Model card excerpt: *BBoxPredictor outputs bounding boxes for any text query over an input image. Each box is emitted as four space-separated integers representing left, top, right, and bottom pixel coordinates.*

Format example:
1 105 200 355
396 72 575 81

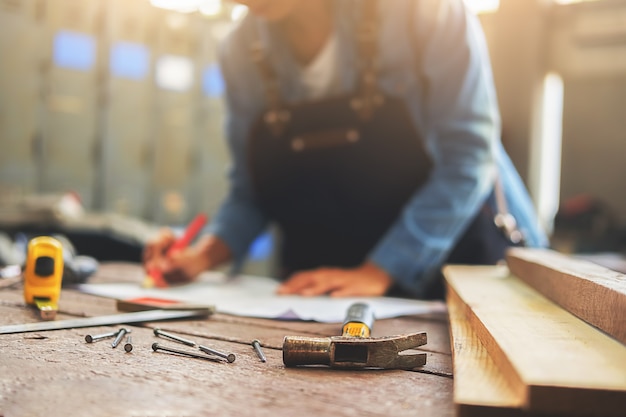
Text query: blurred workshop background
1 0 625 274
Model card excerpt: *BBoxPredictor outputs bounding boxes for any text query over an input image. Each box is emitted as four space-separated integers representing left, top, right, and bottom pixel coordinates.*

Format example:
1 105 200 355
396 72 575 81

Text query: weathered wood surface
507 247 626 345
0 265 454 417
443 264 626 417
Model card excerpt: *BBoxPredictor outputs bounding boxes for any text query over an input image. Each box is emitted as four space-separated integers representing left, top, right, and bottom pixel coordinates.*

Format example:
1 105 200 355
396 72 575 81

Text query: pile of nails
152 328 236 363
84 327 267 363
85 328 133 352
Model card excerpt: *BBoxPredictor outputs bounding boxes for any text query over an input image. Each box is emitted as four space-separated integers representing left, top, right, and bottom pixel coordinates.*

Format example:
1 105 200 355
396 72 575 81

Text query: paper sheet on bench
77 271 446 323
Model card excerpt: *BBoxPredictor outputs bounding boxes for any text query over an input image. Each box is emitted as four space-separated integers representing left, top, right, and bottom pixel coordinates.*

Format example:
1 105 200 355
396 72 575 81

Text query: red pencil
144 213 208 288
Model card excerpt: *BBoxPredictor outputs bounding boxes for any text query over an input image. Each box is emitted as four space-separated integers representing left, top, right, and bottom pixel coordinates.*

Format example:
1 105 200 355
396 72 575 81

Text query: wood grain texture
448 289 523 416
447 289 557 417
506 247 626 345
1 267 453 417
443 264 626 417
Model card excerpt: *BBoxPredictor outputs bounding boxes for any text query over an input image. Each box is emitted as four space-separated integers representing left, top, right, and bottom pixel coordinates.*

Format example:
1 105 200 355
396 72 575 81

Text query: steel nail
198 345 236 363
111 328 129 348
153 328 196 347
85 330 119 343
124 336 133 353
252 339 267 362
152 343 221 362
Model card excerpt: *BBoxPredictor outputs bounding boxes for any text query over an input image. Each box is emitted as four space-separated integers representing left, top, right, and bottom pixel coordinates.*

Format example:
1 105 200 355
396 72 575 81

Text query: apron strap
351 0 384 120
250 42 291 136
250 0 385 133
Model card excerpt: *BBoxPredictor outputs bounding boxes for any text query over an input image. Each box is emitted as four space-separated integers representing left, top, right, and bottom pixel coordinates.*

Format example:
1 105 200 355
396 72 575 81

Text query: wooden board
447 290 551 417
448 289 520 416
443 264 626 416
507 247 626 345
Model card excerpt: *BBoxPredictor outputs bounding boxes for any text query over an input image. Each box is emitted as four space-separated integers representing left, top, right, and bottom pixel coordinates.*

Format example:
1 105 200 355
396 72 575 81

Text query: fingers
299 277 343 296
276 271 315 295
143 228 176 264
143 230 230 286
159 248 198 284
277 269 343 296
328 286 364 298
143 229 191 284
278 264 393 297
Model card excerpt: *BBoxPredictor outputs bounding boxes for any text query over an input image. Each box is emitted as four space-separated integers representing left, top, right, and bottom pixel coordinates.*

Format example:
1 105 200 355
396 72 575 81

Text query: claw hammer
282 302 427 370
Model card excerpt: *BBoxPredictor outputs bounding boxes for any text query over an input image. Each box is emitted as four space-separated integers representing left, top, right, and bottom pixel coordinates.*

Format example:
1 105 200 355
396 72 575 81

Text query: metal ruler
0 308 212 335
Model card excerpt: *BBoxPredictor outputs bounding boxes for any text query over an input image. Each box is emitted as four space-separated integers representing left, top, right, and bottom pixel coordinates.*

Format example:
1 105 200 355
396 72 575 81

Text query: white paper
76 271 446 323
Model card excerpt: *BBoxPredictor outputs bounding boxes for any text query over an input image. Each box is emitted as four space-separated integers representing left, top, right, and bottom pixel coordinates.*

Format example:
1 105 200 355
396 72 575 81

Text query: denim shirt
209 0 548 297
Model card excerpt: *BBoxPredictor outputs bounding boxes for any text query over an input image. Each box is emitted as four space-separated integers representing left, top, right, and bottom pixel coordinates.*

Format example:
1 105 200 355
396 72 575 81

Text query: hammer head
282 332 427 370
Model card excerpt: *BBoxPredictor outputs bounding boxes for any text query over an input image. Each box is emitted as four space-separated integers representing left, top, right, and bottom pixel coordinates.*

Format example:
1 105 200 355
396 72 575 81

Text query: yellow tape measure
23 236 64 320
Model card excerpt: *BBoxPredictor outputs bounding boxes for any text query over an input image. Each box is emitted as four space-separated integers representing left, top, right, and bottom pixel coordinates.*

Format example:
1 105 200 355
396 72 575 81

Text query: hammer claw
392 332 428 352
387 353 428 370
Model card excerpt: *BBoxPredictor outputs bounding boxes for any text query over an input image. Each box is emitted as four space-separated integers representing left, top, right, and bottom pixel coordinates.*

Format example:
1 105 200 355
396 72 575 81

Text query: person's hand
143 232 231 284
276 261 393 297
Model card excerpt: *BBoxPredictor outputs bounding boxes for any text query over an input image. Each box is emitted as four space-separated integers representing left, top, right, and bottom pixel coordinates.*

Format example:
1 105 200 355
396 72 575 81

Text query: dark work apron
246 1 520 297
249 91 432 277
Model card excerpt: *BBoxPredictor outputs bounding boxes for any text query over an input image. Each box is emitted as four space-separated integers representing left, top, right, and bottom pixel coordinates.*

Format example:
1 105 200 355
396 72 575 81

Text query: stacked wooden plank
444 248 626 417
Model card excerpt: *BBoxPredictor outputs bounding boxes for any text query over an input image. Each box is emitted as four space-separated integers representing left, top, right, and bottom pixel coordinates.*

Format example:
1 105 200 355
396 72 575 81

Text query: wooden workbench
0 263 454 417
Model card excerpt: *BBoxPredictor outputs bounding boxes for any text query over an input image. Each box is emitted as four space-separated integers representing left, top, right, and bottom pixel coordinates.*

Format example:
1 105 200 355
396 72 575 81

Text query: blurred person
143 0 548 299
